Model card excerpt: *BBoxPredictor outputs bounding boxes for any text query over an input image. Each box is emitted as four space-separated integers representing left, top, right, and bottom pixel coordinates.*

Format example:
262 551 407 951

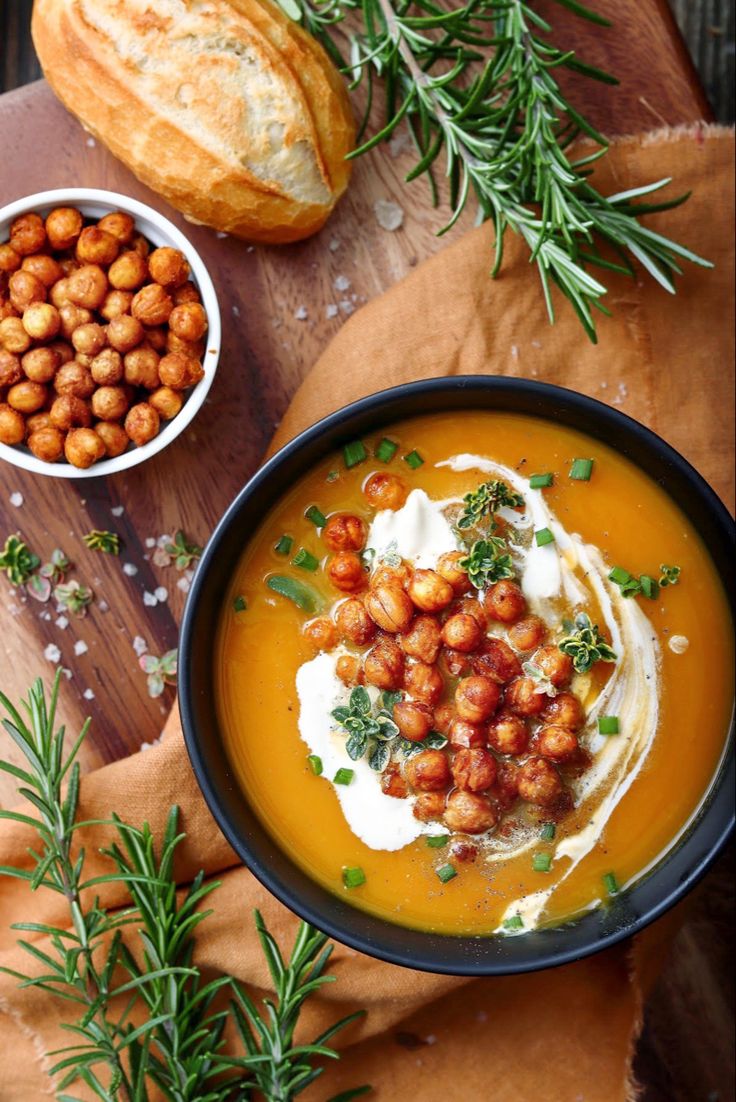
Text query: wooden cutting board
0 0 713 782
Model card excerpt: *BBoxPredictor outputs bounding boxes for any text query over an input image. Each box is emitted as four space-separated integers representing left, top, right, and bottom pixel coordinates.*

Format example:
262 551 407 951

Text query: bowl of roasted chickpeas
0 189 220 476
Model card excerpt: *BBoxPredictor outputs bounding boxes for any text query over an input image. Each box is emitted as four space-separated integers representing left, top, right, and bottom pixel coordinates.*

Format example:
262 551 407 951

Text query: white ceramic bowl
0 188 221 478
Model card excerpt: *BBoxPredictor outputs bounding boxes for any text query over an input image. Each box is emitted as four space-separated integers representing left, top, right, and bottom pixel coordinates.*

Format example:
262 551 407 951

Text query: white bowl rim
0 187 221 479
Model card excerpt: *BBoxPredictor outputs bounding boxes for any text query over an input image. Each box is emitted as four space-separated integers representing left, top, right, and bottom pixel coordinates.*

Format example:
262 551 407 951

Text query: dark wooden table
0 4 733 1102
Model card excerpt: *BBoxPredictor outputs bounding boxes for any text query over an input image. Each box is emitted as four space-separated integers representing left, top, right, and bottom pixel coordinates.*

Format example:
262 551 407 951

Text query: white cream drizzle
295 452 662 932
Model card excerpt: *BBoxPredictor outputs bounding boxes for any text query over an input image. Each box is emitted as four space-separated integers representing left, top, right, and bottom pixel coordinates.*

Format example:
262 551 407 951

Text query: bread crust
32 0 355 243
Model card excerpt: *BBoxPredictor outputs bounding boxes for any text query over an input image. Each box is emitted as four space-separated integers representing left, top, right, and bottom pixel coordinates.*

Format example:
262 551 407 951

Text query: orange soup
216 412 733 936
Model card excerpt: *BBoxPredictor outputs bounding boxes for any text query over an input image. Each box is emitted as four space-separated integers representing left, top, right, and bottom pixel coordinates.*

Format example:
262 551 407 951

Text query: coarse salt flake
373 199 404 231
339 299 354 315
325 304 339 319
154 586 168 603
294 306 308 321
44 644 61 664
145 538 156 549
143 591 158 607
111 505 124 517
55 615 69 630
133 636 148 656
177 576 191 593
83 688 95 701
123 563 138 576
74 640 88 656
334 274 351 292
9 492 23 507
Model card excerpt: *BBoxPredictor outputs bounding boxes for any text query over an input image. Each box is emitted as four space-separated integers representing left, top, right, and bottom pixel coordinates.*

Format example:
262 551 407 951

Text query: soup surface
216 411 733 936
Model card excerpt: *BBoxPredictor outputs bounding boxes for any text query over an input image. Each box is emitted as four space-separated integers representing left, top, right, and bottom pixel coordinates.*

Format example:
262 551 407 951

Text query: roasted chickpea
364 583 414 632
381 763 409 800
404 749 450 792
21 254 63 287
131 283 173 327
322 513 367 552
75 226 120 266
537 724 579 763
532 645 574 688
455 597 489 630
158 352 196 389
26 411 52 433
64 427 105 469
455 675 500 724
472 637 522 684
433 703 454 735
7 380 46 413
45 207 83 251
166 331 205 360
58 303 93 340
335 598 376 646
336 654 363 686
364 638 404 690
95 420 129 458
363 471 407 511
71 322 106 357
108 250 148 291
543 692 585 732
54 362 95 399
448 717 486 749
0 349 22 387
488 713 529 756
124 346 160 389
149 386 183 420
408 569 454 613
148 246 190 288
404 661 444 706
90 347 124 385
444 790 496 834
49 278 72 309
371 561 412 590
66 265 108 310
0 403 25 444
508 616 547 652
483 579 527 623
413 790 446 823
21 346 59 383
28 426 64 463
303 616 338 652
172 281 201 305
440 647 473 679
0 317 30 354
0 244 21 273
131 233 150 258
58 256 80 276
494 761 521 809
452 747 497 793
107 313 144 353
169 301 207 342
517 756 563 806
144 326 168 353
50 394 92 431
47 340 74 365
436 551 472 595
10 212 46 256
327 551 366 594
91 386 129 421
398 614 442 665
97 211 135 244
124 402 160 447
0 297 19 322
99 290 133 320
393 700 433 742
504 676 548 717
441 612 483 653
9 270 47 311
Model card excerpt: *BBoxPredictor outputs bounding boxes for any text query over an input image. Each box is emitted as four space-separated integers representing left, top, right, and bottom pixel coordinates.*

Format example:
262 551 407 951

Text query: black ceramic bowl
179 377 735 976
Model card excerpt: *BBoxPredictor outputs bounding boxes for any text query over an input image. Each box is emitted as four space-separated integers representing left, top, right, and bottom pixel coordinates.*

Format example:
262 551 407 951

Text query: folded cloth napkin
0 124 733 1102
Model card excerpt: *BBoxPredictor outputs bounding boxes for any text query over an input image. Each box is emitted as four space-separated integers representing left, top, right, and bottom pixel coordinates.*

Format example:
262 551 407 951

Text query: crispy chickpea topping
393 700 433 742
363 471 408 511
408 568 454 613
364 638 404 690
441 612 483 653
327 551 367 594
322 513 367 552
455 675 500 723
404 749 450 792
404 661 444 706
483 579 527 623
399 614 442 664
303 617 338 652
364 583 414 632
436 551 472 594
335 598 376 646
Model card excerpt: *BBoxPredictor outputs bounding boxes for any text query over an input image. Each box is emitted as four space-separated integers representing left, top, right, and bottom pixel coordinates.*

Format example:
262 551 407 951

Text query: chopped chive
532 852 552 873
436 863 457 883
304 505 327 528
232 595 247 612
333 767 354 786
307 754 323 775
375 437 399 462
639 574 659 599
503 914 524 930
274 535 293 556
343 440 368 468
535 527 555 547
598 715 620 735
426 834 449 848
292 548 320 572
266 575 320 612
569 458 594 481
342 866 366 889
608 566 632 586
540 822 556 841
529 473 553 489
403 449 424 470
603 871 619 896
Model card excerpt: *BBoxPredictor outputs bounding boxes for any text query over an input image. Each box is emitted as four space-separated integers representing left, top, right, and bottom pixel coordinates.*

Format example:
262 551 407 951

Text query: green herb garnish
426 835 449 848
304 505 327 528
535 527 555 547
436 863 457 884
292 548 320 572
603 871 619 896
375 437 399 462
532 852 552 873
458 480 524 531
266 574 320 612
233 595 247 612
163 530 203 570
529 473 554 489
598 715 620 735
540 822 556 841
343 440 368 468
608 565 664 600
0 534 40 586
334 767 355 786
274 534 294 556
459 536 515 589
559 612 617 674
659 563 681 587
639 574 659 599
342 866 366 889
403 449 424 470
83 529 121 555
332 686 399 770
503 914 524 931
307 754 323 775
139 649 178 698
569 458 594 481
53 579 93 618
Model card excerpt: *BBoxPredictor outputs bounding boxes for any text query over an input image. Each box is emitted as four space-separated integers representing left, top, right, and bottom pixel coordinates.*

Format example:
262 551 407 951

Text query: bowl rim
0 187 221 479
179 375 735 976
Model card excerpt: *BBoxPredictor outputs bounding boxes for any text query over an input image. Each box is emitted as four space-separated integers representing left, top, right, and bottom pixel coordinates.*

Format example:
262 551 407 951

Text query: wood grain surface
0 3 732 1099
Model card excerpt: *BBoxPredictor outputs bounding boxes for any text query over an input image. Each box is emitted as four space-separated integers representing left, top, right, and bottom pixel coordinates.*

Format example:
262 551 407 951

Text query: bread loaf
32 0 356 243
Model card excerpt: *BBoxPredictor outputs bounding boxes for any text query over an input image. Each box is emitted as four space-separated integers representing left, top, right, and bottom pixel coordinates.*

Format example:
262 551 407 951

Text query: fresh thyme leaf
457 480 524 531
39 548 71 585
332 688 399 769
459 536 515 589
659 563 681 587
163 529 203 570
0 534 40 586
53 579 93 618
558 611 617 673
139 649 178 699
83 529 121 555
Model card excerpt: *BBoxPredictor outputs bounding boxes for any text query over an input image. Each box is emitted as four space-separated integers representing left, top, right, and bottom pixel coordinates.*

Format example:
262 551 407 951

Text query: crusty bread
32 0 355 243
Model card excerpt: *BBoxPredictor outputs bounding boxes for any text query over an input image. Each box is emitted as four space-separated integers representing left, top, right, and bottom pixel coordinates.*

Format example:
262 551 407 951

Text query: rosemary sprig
287 0 711 340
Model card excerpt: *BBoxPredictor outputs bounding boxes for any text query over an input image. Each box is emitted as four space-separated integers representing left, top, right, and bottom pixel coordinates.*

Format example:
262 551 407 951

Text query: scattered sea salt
216 231 228 239
177 575 191 593
133 636 148 657
145 537 156 549
74 640 88 656
9 492 23 507
339 299 354 315
154 586 168 603
83 688 95 701
39 610 52 622
388 128 412 158
325 304 339 319
328 237 341 252
62 668 72 680
334 274 351 292
55 615 69 630
143 591 158 607
424 1035 437 1046
232 304 240 316
44 644 61 664
111 505 124 517
374 198 404 231
123 562 138 576
294 306 308 321
511 345 519 360
86 136 96 148
98 599 109 613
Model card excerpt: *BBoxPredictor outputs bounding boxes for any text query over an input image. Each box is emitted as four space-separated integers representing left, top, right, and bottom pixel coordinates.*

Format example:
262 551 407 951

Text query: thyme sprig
558 611 617 673
459 536 515 588
332 685 400 770
457 480 524 531
288 0 711 340
0 533 39 586
83 529 121 555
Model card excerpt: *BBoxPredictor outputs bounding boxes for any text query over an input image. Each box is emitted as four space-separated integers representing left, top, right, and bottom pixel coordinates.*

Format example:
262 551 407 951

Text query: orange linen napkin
0 124 733 1101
